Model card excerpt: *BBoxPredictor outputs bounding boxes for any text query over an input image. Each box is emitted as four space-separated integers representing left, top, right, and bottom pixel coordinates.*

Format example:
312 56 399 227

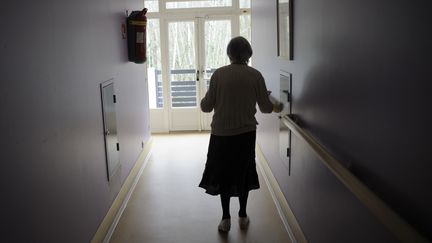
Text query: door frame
162 14 238 131
147 6 248 133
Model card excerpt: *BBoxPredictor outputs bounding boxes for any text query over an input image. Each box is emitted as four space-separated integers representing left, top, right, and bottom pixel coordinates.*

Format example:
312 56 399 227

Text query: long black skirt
198 131 260 197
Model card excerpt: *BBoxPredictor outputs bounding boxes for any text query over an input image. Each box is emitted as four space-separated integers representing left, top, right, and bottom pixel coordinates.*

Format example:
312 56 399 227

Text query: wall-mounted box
100 79 120 181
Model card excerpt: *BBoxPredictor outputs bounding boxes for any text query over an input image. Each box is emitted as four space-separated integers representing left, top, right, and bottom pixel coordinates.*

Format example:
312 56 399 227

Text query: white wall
0 0 150 242
252 0 432 242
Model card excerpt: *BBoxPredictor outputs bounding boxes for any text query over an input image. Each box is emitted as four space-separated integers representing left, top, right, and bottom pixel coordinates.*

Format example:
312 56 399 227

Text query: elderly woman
199 36 282 232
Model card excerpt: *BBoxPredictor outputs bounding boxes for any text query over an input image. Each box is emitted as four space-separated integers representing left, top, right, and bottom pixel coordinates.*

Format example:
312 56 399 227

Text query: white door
167 19 200 131
167 16 234 131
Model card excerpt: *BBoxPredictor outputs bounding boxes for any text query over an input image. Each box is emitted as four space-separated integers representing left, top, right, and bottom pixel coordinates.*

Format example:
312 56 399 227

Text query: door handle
196 70 200 81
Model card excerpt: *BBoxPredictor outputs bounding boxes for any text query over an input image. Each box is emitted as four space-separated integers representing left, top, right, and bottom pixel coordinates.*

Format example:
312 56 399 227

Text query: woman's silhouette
199 36 282 232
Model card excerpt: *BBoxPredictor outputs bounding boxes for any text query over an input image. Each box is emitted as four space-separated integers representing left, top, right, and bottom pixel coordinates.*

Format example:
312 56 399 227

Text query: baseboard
91 137 153 243
256 144 308 243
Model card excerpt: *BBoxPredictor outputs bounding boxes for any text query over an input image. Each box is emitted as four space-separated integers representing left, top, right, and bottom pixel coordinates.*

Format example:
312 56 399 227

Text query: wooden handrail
281 115 429 243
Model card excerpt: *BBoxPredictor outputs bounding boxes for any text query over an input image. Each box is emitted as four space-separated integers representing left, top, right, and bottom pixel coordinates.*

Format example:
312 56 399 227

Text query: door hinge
117 142 120 151
113 95 117 103
287 147 291 157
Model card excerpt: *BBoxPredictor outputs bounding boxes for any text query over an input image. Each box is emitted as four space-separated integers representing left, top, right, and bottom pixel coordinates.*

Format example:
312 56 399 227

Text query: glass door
167 17 233 131
167 20 200 131
199 17 233 130
145 0 251 133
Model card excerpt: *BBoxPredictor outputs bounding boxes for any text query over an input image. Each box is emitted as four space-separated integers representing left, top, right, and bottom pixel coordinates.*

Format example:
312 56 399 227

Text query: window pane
168 22 197 108
147 19 163 109
166 0 232 9
204 20 231 90
144 0 159 12
240 14 252 64
240 14 251 42
239 0 251 8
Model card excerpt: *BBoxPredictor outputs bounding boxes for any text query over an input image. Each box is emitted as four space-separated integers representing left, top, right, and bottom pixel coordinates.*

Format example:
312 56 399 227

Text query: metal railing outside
152 68 215 108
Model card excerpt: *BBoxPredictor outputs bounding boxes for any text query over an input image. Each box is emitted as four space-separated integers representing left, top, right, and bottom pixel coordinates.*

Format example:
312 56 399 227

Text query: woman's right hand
273 102 284 113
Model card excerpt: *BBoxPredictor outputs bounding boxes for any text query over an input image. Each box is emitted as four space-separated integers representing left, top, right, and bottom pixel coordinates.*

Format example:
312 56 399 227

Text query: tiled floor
109 133 292 243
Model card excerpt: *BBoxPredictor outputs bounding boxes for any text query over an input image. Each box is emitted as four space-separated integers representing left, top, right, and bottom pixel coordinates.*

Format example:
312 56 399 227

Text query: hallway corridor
109 133 292 243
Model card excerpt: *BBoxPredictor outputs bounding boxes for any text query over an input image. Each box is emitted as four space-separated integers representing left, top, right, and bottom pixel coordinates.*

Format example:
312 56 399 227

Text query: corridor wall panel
252 0 432 242
0 0 150 242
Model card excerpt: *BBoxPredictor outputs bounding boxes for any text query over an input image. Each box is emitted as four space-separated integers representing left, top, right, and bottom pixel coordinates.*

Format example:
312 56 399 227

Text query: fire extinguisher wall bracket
126 8 148 64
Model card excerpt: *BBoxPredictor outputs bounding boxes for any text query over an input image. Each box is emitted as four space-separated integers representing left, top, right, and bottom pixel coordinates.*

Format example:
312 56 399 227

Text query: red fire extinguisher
127 8 147 64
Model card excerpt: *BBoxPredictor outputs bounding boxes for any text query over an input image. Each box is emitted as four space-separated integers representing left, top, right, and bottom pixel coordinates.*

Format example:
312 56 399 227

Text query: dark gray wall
252 0 432 242
0 0 150 242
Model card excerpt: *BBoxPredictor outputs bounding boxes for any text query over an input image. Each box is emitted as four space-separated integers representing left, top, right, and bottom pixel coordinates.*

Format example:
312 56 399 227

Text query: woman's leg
220 193 231 219
238 191 249 217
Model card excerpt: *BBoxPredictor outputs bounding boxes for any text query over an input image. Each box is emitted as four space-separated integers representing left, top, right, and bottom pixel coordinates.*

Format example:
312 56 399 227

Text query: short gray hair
226 36 252 64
